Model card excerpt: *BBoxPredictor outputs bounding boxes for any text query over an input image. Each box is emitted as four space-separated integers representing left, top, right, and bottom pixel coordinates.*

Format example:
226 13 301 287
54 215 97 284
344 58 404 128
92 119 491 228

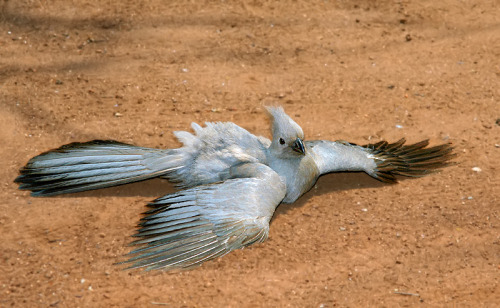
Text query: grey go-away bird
15 106 455 271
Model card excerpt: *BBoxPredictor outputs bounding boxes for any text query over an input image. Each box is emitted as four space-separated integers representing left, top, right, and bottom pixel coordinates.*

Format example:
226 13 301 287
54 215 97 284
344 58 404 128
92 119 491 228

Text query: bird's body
166 121 270 188
15 106 455 271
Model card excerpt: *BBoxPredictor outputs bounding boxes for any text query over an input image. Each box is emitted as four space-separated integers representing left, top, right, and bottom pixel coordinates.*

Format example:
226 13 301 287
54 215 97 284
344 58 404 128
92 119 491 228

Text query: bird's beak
292 138 306 155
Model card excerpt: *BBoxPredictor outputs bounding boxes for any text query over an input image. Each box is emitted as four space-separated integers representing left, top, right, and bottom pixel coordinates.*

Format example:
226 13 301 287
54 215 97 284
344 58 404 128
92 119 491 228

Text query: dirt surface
1 1 499 307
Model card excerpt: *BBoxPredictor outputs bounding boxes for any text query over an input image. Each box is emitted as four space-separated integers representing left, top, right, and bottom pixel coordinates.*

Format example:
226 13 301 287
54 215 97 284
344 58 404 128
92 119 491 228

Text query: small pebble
471 167 482 172
339 227 346 231
361 208 368 212
395 124 403 129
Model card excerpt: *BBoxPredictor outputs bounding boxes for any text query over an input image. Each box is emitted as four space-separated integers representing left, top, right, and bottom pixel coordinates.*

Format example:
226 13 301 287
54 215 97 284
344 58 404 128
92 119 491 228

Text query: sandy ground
1 0 499 307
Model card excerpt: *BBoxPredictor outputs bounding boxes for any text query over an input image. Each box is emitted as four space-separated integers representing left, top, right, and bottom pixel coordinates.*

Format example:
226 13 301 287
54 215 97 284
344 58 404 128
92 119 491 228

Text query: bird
15 106 455 271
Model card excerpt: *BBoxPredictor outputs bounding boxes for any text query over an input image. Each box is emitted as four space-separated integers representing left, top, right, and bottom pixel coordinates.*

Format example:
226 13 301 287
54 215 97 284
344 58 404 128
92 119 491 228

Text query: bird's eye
279 138 285 145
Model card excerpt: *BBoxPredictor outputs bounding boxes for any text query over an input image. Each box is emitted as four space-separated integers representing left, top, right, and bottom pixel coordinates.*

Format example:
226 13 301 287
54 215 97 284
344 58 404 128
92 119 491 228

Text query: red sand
1 1 499 306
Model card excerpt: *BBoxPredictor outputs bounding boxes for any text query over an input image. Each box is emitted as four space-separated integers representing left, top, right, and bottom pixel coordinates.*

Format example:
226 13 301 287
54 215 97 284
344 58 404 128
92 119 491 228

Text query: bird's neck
267 152 320 203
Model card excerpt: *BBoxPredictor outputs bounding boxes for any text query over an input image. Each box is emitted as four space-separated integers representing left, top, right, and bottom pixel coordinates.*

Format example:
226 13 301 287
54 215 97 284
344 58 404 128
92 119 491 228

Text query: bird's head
266 105 306 158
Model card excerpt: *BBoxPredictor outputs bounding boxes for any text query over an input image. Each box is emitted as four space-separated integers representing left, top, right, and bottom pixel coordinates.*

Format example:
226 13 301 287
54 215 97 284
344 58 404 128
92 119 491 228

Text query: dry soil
1 1 499 307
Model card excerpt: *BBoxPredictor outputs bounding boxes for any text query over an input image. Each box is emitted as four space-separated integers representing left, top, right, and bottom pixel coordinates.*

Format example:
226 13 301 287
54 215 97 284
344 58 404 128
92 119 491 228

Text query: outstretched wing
307 138 455 183
16 122 271 197
121 163 286 271
15 140 178 196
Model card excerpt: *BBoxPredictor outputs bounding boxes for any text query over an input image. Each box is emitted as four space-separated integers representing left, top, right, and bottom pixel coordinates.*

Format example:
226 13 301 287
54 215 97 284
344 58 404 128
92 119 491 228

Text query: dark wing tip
365 139 456 183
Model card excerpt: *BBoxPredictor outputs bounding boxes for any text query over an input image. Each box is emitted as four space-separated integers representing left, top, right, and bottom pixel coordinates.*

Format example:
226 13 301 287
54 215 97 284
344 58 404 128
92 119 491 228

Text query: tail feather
18 160 140 175
18 165 147 182
15 140 174 196
363 138 456 183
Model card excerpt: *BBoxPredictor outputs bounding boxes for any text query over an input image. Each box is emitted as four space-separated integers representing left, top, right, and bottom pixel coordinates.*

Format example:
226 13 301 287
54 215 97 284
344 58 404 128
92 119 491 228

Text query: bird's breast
270 154 320 203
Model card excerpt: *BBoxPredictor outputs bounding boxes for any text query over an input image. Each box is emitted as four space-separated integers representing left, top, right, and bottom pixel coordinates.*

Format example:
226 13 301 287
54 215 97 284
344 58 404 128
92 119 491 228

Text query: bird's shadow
56 172 390 217
272 172 388 220
60 178 177 200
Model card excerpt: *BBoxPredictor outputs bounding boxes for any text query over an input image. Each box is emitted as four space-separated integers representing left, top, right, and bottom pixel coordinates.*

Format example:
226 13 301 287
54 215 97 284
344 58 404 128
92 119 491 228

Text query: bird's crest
265 105 304 142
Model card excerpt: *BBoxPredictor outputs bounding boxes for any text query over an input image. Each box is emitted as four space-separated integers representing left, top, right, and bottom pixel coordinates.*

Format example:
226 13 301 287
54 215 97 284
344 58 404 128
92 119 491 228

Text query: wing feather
120 163 286 271
307 139 455 183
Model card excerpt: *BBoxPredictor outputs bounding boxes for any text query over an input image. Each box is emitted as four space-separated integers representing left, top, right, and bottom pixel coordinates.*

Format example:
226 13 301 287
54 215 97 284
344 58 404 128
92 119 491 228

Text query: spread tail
15 140 178 196
362 138 456 183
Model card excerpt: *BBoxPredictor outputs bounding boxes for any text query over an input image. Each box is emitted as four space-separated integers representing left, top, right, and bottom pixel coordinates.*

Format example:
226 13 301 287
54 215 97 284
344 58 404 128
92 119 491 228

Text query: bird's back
165 122 271 188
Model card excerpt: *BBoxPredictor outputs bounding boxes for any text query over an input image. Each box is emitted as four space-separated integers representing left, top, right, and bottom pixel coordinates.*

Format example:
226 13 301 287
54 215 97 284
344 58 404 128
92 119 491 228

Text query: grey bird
15 106 455 271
